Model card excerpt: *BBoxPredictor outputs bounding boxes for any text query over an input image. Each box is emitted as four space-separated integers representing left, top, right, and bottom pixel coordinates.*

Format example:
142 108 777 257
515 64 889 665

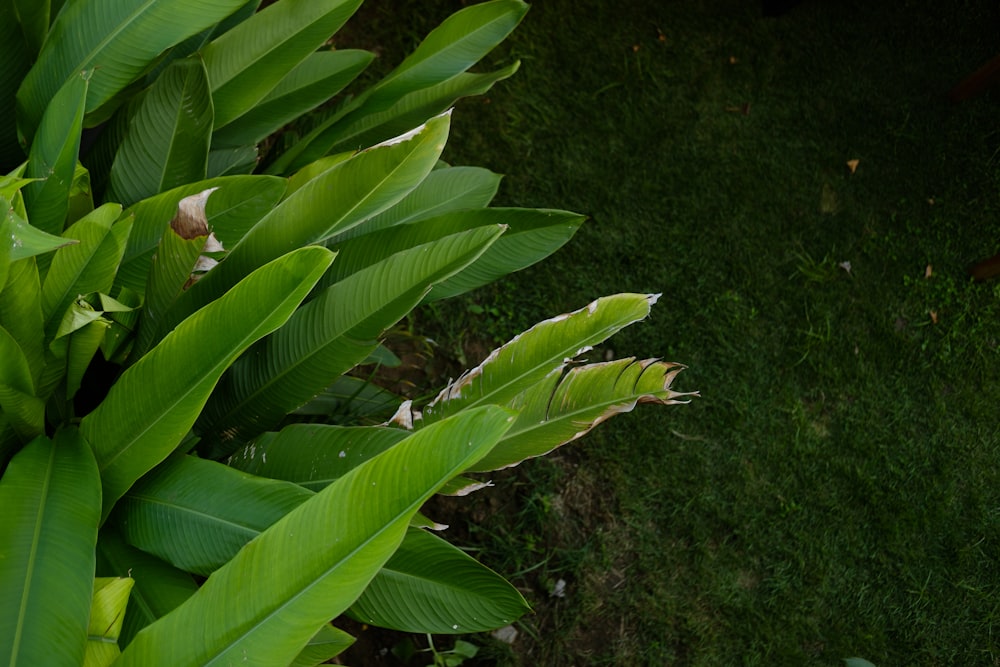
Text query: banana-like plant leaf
475 358 696 472
116 175 285 293
290 375 402 419
63 316 110 402
176 112 452 327
80 245 335 519
0 2 31 171
0 325 44 440
0 258 44 387
22 69 88 235
195 224 502 458
201 0 363 128
107 58 213 207
5 198 78 262
269 0 526 172
115 455 313 576
323 208 583 300
95 528 198 649
206 145 259 177
418 294 658 424
84 577 133 667
348 527 530 633
228 423 409 491
13 0 48 58
0 429 102 667
15 0 248 140
324 62 521 160
132 189 220 359
116 406 514 666
212 49 373 148
68 162 96 225
329 165 502 244
40 204 128 339
290 624 355 667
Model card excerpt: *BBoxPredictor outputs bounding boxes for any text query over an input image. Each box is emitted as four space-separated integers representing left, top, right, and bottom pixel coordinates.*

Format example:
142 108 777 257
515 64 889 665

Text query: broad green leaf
0 258 44 385
329 165 502 244
0 325 44 440
13 0 48 59
359 0 527 105
116 175 285 293
80 245 334 519
0 429 102 667
474 358 696 472
269 0 526 172
22 70 88 235
348 527 530 633
107 58 213 207
116 406 514 666
68 162 96 224
132 189 219 359
205 145 259 177
5 197 78 261
227 424 409 491
115 455 313 576
0 2 31 171
325 61 521 159
95 528 198 649
290 624 355 667
40 204 128 338
202 0 363 128
15 0 248 140
290 375 401 420
322 208 583 300
84 577 133 667
168 113 452 343
212 49 373 148
195 224 501 458
420 294 659 423
63 317 110 402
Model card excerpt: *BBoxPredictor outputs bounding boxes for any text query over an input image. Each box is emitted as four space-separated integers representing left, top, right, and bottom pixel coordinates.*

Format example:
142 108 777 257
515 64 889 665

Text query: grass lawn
342 1 1000 664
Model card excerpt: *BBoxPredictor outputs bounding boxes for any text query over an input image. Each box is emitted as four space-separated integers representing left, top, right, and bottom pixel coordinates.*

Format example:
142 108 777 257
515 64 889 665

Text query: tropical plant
0 1 694 665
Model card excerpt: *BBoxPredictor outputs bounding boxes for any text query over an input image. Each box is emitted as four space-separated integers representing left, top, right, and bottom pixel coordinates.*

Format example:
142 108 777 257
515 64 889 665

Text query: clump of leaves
0 1 694 665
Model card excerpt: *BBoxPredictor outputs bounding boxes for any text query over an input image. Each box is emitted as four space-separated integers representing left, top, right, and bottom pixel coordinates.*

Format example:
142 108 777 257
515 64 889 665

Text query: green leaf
212 49 373 148
106 58 213 207
227 424 409 491
290 624 355 667
13 0 49 58
323 208 583 300
0 258 44 386
348 527 530 633
95 528 198 649
0 325 44 440
195 224 502 458
114 455 313 576
63 316 110 402
4 197 78 262
201 0 363 128
115 175 285 294
269 0 526 172
116 406 514 666
329 165 502 244
206 145 259 177
290 375 401 420
80 245 334 519
168 112 452 342
132 189 219 359
326 61 521 160
22 69 89 235
15 0 249 140
40 203 128 339
475 358 696 472
0 429 102 667
0 2 31 170
420 294 659 424
84 577 133 667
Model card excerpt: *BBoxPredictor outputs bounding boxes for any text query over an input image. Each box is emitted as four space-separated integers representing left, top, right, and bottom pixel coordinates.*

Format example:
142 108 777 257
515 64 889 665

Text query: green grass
343 1 1000 664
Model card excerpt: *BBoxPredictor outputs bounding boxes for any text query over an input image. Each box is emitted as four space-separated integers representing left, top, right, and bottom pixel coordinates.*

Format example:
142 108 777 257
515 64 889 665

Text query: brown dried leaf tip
172 188 226 289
